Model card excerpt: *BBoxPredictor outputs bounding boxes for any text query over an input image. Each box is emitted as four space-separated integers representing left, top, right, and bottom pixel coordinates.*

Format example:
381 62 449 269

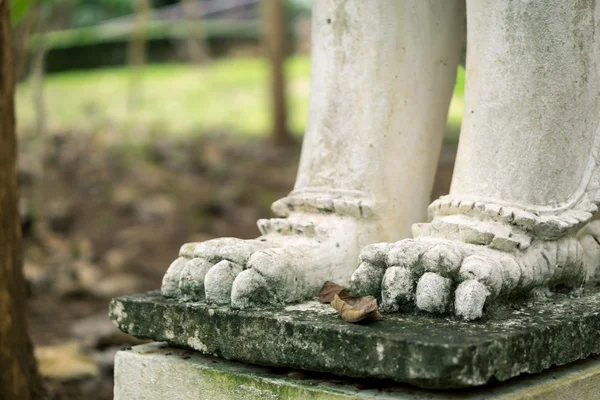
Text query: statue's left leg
351 0 600 320
161 0 465 308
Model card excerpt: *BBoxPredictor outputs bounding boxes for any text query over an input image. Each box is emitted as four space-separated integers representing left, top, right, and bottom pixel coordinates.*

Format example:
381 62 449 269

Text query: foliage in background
22 0 305 73
69 0 133 28
10 0 33 24
11 0 131 26
286 0 311 17
13 0 309 29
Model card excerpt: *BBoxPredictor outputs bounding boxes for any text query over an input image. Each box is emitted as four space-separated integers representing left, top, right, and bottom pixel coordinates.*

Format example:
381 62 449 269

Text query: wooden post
0 1 44 399
264 0 290 145
128 0 151 111
180 0 209 63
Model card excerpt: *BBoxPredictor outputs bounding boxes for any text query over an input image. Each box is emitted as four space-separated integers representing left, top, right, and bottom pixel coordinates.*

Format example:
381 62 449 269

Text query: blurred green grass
16 55 464 143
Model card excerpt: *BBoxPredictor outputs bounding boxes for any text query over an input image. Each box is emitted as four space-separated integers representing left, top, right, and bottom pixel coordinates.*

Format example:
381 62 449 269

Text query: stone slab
109 289 600 389
115 343 600 399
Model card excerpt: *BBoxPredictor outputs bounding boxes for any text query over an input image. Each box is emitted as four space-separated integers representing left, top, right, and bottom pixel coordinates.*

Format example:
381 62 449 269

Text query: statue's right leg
161 0 465 308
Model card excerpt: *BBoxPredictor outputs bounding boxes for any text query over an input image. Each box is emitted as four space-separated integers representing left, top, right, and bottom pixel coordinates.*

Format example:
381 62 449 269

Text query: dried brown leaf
318 281 350 303
330 294 382 323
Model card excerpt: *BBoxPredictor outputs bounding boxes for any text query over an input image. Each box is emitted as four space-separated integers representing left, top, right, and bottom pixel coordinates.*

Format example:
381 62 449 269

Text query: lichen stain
188 336 208 353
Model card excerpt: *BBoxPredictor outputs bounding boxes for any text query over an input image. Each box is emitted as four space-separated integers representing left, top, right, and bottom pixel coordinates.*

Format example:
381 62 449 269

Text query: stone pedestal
110 288 600 389
114 343 600 399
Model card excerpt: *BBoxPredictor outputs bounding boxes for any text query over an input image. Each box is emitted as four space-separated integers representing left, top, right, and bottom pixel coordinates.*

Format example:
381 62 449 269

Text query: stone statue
161 0 600 321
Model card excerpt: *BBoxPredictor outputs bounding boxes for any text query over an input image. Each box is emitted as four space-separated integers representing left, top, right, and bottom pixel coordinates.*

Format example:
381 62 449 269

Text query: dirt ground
19 131 456 399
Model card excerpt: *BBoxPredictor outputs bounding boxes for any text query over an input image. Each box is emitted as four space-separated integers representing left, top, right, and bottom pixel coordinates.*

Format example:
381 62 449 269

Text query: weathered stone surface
115 342 600 399
110 289 600 389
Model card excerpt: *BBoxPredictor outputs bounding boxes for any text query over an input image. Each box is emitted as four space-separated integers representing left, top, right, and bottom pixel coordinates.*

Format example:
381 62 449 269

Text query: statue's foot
161 193 379 309
351 198 598 321
578 220 600 283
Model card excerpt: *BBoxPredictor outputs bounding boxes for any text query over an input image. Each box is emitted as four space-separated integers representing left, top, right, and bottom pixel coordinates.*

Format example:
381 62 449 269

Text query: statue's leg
352 0 600 320
161 0 465 307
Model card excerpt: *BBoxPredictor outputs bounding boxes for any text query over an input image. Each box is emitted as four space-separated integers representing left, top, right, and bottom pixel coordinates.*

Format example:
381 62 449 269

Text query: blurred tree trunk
0 2 45 399
180 0 209 63
128 0 151 111
264 0 290 145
